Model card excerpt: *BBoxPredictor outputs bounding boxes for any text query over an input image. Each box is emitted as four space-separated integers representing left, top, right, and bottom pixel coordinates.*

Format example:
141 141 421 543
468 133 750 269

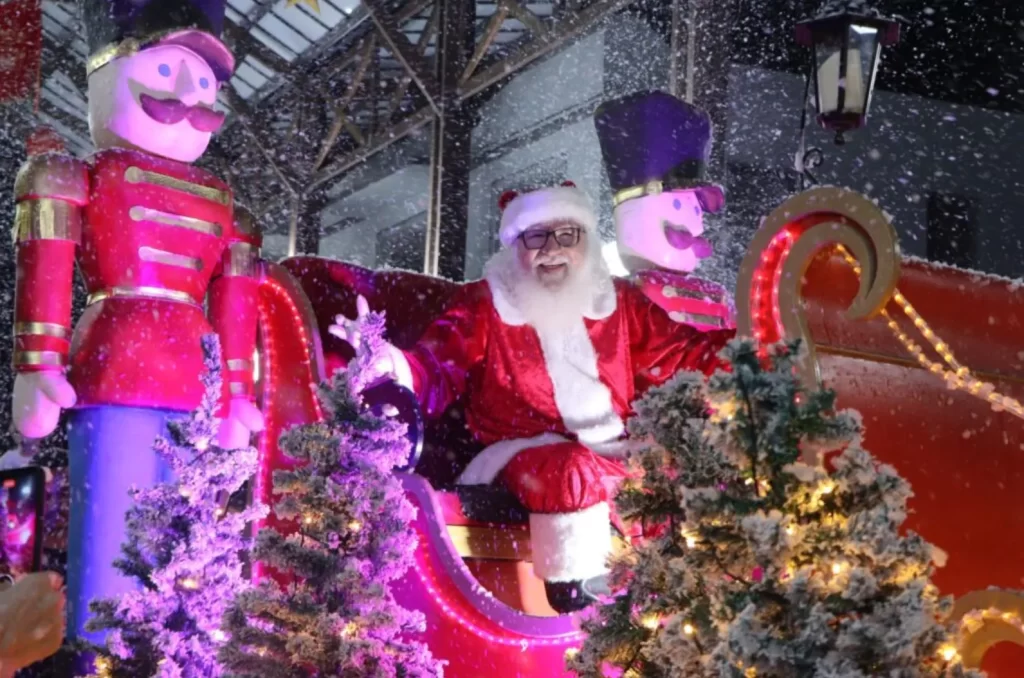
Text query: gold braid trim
13 199 82 243
14 351 65 367
13 322 71 340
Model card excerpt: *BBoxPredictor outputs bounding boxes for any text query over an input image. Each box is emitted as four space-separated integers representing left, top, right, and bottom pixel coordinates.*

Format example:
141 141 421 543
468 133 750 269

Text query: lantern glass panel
815 23 879 117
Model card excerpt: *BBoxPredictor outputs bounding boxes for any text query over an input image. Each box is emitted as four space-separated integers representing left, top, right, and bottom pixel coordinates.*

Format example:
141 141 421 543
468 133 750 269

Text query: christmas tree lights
569 339 980 677
219 310 443 677
85 335 268 677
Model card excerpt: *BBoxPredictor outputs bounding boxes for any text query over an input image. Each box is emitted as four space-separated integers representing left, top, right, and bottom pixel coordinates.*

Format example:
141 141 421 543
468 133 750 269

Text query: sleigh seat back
255 259 585 675
277 256 569 616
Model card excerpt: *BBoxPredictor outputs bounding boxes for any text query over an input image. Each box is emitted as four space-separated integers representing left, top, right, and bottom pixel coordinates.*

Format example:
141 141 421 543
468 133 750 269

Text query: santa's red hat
498 181 598 247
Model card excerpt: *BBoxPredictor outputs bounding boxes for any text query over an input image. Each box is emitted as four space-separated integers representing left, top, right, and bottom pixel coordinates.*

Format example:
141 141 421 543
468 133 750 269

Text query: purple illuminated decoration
85 336 267 678
220 312 443 676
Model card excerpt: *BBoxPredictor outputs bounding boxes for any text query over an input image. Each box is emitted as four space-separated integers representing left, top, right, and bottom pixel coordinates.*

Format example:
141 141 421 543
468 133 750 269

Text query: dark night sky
729 0 1024 114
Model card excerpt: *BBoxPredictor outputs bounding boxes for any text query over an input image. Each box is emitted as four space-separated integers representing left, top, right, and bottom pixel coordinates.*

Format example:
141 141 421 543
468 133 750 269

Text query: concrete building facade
284 14 1024 293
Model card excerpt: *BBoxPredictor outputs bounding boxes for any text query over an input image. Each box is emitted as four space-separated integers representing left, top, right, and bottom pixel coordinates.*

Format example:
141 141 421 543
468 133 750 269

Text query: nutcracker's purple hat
82 0 234 82
594 90 724 213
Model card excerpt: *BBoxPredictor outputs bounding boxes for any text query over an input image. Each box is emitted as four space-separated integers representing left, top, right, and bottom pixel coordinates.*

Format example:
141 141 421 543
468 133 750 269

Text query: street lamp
796 5 900 144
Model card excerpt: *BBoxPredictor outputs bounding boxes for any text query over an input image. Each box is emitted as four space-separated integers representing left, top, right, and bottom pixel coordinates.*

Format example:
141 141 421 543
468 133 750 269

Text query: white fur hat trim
499 185 598 247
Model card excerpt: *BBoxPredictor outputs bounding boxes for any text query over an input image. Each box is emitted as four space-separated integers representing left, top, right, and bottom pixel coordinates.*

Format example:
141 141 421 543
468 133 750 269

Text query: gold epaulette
14 154 89 205
12 155 88 244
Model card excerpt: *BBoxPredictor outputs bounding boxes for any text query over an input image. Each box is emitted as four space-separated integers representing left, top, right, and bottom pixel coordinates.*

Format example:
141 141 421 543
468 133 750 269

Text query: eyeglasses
519 227 581 250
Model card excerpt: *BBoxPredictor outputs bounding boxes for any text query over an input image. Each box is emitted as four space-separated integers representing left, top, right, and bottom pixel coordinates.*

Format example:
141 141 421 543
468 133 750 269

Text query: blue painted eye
158 63 171 77
672 198 681 210
199 77 210 89
694 205 701 215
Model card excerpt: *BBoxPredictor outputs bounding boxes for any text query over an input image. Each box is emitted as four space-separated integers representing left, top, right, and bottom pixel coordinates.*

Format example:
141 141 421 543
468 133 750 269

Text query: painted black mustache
139 93 226 132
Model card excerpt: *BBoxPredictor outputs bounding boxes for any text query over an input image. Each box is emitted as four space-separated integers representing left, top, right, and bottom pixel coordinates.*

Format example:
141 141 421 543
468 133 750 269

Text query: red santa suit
391 184 732 583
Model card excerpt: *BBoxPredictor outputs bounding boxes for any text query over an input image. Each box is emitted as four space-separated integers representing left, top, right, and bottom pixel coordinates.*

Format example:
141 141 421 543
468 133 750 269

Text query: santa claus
333 181 733 612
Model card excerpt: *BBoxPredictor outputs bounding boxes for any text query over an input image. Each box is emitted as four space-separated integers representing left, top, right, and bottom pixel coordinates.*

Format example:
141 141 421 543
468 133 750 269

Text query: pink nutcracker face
88 44 225 162
613 190 713 273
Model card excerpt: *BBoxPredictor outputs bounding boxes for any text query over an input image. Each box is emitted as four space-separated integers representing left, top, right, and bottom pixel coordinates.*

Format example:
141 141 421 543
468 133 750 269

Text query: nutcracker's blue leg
66 405 176 647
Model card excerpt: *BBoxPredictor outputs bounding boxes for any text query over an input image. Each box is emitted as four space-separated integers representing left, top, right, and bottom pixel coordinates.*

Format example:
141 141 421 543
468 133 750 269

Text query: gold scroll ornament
948 589 1024 669
735 186 901 386
735 186 1024 422
735 188 1024 668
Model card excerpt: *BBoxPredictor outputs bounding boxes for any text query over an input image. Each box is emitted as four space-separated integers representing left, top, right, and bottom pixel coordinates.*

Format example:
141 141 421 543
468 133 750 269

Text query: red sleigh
253 187 1024 676
254 258 593 677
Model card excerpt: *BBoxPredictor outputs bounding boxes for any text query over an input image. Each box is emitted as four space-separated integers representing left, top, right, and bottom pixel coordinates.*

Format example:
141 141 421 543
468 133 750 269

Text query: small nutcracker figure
4 0 264 646
594 91 734 329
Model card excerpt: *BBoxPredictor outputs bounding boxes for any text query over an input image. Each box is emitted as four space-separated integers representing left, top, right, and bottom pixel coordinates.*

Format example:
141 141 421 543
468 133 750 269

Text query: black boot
545 575 610 614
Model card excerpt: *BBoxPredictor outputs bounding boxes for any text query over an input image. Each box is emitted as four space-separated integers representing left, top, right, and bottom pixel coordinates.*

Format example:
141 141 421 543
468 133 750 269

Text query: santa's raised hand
329 295 407 388
331 294 375 353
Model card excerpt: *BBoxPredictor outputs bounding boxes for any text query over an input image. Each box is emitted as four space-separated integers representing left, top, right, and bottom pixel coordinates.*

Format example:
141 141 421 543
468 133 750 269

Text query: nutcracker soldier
5 0 264 646
594 90 734 329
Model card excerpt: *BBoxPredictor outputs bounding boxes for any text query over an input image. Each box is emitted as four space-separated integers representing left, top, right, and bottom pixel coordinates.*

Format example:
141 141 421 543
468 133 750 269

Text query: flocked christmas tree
86 335 268 678
569 339 980 677
219 309 443 677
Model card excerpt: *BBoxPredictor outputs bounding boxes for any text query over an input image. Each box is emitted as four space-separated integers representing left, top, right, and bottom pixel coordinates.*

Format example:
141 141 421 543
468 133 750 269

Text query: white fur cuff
529 502 612 582
457 433 567 486
390 347 415 392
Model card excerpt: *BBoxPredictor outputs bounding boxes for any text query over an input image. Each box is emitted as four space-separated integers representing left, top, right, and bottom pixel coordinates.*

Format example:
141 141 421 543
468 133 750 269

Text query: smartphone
0 466 46 583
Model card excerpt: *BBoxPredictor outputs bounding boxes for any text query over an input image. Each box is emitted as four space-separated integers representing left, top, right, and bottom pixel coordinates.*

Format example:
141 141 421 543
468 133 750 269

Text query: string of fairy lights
835 244 1024 422
561 245 1024 674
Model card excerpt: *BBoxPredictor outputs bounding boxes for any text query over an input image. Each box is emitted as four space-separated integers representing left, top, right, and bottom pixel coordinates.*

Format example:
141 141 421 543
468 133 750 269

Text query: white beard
483 237 615 334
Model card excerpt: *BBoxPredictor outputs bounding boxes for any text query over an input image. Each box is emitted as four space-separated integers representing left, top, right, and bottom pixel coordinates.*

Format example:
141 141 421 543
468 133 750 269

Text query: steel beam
309 105 434 189
668 0 697 101
295 189 329 254
458 0 632 101
222 0 435 172
233 0 434 130
40 41 88 97
423 0 475 279
312 38 376 171
298 0 434 86
38 98 90 142
223 19 292 75
223 85 299 197
461 0 508 84
362 0 442 115
504 0 549 39
254 0 631 195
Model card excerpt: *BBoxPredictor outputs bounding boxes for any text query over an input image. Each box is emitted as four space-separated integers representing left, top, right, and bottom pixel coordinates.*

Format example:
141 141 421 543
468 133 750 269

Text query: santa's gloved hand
12 372 76 440
217 398 265 450
329 295 399 384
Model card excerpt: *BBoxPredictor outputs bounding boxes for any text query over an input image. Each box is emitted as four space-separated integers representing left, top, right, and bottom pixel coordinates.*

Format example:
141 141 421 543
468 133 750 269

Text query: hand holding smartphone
0 467 46 584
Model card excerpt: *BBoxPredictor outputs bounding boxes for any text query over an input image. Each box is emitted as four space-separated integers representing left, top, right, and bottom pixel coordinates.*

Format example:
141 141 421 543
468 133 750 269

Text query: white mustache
534 255 569 268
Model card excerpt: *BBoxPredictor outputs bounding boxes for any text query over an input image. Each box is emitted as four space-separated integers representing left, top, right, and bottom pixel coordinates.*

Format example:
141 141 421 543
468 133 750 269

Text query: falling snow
1 0 1023 674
